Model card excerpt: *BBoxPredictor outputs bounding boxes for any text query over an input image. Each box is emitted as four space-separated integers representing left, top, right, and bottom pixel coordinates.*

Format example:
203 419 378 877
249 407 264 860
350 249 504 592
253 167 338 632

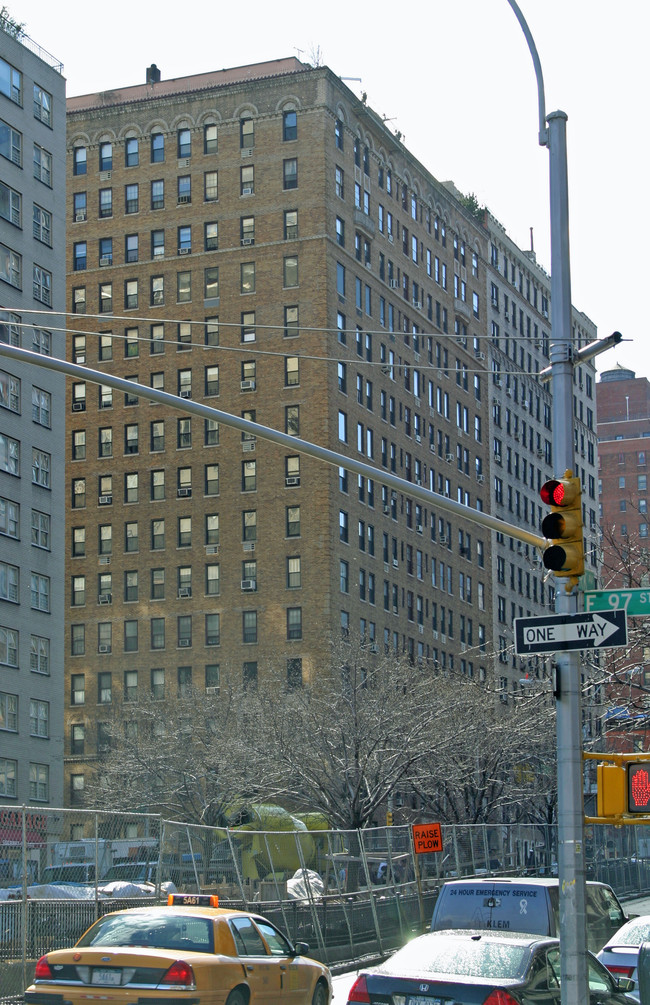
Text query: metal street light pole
505 4 588 1005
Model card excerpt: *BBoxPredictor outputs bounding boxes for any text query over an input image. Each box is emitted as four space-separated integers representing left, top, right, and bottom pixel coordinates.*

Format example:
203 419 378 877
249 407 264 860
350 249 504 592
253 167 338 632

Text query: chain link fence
2 806 649 1002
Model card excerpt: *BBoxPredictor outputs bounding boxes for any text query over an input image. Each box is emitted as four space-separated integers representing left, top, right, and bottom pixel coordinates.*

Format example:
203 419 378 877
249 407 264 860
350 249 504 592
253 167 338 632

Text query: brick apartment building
597 366 650 748
62 57 599 804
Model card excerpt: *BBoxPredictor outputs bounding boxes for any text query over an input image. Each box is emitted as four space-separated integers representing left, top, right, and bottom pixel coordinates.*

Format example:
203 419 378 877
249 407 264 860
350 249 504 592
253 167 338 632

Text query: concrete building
484 214 600 735
0 22 66 809
62 58 599 803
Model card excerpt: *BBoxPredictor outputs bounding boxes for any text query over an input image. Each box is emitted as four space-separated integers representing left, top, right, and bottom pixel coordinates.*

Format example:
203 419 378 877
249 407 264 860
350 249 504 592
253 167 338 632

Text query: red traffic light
540 480 566 506
628 764 650 813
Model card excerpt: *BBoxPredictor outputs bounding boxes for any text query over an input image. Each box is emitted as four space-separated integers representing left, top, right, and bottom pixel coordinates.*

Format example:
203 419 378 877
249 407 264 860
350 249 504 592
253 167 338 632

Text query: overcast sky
18 0 648 382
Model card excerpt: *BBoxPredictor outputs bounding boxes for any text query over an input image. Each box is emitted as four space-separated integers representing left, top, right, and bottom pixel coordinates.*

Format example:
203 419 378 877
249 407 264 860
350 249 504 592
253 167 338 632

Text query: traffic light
597 763 626 817
540 472 584 582
627 763 650 814
386 811 393 826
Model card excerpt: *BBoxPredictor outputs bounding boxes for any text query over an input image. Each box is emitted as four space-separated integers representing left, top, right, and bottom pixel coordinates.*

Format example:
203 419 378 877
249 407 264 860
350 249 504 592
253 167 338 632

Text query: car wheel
312 980 329 1005
225 988 248 1005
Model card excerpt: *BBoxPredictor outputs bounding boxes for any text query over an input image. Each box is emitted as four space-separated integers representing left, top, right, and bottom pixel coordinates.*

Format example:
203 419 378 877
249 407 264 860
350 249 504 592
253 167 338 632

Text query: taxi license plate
91 969 122 986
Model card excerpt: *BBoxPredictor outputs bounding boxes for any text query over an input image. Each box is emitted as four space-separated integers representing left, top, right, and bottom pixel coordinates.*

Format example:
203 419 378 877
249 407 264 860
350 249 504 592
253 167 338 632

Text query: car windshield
76 911 213 953
101 864 151 882
612 918 650 946
382 935 530 980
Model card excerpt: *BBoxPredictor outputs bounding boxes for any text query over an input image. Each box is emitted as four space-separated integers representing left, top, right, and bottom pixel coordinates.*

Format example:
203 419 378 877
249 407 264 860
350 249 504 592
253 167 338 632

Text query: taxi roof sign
168 893 218 907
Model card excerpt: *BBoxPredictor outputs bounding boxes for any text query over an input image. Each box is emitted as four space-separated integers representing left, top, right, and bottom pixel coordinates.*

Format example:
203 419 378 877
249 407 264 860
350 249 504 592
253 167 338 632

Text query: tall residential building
63 58 597 803
597 367 650 748
483 214 600 734
1 23 66 808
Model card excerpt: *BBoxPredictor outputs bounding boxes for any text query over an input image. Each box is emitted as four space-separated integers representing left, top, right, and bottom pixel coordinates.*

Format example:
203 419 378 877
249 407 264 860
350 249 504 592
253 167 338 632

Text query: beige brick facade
64 59 496 803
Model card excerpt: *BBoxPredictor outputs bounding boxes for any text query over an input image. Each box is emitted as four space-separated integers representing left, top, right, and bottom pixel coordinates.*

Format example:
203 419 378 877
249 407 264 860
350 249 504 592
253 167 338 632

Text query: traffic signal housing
386 811 393 826
540 472 584 582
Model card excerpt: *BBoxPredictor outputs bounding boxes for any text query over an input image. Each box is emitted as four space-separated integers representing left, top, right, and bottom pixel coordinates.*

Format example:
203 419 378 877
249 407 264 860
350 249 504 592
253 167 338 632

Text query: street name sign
584 588 650 617
412 822 443 854
514 610 627 655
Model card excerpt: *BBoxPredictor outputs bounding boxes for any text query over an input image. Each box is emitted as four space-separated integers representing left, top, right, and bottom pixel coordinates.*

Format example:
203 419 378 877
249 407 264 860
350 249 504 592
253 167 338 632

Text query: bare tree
248 639 458 831
84 670 275 826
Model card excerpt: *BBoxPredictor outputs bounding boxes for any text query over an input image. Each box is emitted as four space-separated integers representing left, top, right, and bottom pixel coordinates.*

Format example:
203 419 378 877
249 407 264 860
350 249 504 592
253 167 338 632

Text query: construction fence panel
4 809 650 1003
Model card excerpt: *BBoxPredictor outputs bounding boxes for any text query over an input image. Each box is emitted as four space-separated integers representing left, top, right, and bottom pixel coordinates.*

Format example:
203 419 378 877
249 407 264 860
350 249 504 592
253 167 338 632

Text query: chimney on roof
146 64 161 85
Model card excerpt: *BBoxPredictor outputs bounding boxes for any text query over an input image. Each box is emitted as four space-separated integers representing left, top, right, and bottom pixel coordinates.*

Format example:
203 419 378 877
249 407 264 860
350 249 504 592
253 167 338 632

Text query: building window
151 131 164 162
0 757 17 796
205 463 219 495
30 698 49 737
284 209 298 240
33 143 52 185
283 158 298 189
287 609 302 641
0 691 18 731
125 183 139 213
73 146 86 175
283 255 298 288
99 141 112 171
243 610 257 644
125 137 139 167
177 175 191 203
0 626 18 667
287 556 301 589
33 204 52 245
151 179 164 209
206 613 220 646
177 128 191 158
29 763 48 801
30 573 50 611
32 448 50 488
241 165 254 195
151 618 165 649
204 171 218 201
204 123 218 154
283 110 297 141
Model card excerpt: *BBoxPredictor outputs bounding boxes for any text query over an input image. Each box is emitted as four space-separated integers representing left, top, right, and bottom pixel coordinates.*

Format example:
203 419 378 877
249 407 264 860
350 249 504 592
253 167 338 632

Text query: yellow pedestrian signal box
597 763 626 817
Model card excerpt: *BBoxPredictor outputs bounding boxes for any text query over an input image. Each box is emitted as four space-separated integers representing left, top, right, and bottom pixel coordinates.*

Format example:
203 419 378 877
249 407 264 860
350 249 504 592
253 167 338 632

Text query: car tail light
483 990 521 1005
347 975 371 1003
159 961 196 989
607 965 635 979
34 956 54 980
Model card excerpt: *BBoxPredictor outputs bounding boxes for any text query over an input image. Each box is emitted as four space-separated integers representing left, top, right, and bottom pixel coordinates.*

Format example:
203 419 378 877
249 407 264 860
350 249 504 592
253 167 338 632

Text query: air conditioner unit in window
240 379 256 390
388 233 394 243
75 211 87 222
494 454 502 465
179 158 191 167
98 644 110 653
285 476 300 486
243 541 255 552
179 638 191 647
205 544 219 555
242 186 253 195
476 351 486 360
241 237 254 246
392 559 398 568
179 389 191 398
178 587 191 598
389 278 399 288
384 563 390 572
98 593 112 604
416 524 423 534
370 643 378 653
177 194 191 204
206 686 220 694
178 247 190 255
241 579 257 591
418 624 424 634
446 453 453 462
72 401 84 411
242 440 256 452
432 630 439 639
178 487 192 497
383 504 390 515
99 556 111 565
477 474 485 484
241 147 253 157
439 535 447 545
99 257 112 267
99 171 111 181
98 495 112 505
415 434 421 443
413 300 422 309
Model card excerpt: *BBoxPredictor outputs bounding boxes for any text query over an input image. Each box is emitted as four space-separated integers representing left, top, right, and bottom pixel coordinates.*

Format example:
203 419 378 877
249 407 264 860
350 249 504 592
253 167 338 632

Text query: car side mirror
293 941 309 956
616 978 636 994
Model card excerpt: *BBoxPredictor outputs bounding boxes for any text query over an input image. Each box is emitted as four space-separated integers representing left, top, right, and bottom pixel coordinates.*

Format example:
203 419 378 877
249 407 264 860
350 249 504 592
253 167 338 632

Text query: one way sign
514 610 627 655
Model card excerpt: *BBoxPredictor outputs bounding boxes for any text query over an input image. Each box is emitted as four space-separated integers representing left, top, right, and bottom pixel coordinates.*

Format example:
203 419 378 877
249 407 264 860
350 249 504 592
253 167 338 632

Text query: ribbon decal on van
520 899 528 915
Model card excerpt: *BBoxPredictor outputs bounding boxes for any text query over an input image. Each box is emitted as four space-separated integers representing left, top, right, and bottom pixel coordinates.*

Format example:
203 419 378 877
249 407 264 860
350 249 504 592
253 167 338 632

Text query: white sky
18 0 649 381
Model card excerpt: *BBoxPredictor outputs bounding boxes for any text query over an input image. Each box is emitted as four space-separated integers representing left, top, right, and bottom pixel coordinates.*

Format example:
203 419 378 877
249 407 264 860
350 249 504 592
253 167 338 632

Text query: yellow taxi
25 894 332 1005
